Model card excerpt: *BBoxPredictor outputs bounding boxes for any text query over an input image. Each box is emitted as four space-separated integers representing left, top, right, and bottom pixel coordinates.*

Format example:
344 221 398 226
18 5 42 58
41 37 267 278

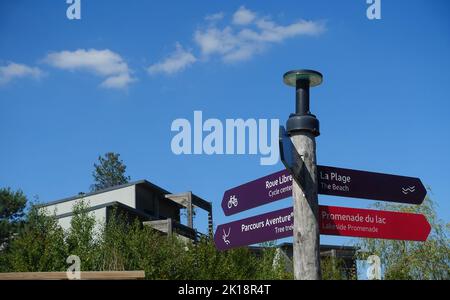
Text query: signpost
214 205 431 251
221 166 426 216
215 69 431 280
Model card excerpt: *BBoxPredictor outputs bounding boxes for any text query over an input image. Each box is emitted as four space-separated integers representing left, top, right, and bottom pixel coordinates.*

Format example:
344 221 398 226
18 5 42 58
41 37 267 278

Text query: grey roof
36 179 210 209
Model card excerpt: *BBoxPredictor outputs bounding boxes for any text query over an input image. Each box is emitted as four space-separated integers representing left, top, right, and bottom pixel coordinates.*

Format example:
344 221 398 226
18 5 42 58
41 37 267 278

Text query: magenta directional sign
214 207 293 251
222 167 426 215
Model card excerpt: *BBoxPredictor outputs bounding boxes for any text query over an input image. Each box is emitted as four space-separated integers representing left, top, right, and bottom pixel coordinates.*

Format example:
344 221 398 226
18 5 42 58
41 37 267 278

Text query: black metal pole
296 79 310 115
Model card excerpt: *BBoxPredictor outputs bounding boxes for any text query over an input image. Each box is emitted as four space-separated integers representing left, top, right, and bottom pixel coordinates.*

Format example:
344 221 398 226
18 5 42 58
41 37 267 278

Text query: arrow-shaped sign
221 167 426 216
221 170 293 216
319 205 431 241
214 205 431 251
215 207 293 251
317 165 427 205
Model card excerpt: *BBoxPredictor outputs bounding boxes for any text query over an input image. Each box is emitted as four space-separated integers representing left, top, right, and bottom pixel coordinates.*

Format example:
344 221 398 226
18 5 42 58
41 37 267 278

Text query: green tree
2 206 67 272
321 257 351 280
0 201 361 279
356 194 450 280
66 200 98 270
0 187 27 247
91 152 130 191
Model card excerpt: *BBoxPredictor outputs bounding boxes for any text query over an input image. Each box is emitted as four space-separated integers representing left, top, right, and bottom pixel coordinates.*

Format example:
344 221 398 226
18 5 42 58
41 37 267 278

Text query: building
276 243 358 278
37 180 213 241
250 243 359 279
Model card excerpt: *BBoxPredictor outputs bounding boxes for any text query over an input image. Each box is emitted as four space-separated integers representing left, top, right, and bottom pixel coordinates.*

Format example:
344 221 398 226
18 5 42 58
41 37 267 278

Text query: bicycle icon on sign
227 195 239 209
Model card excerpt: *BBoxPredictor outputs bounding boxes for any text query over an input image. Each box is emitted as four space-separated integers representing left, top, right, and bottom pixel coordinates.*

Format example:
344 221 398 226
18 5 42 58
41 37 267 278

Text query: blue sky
1 0 449 254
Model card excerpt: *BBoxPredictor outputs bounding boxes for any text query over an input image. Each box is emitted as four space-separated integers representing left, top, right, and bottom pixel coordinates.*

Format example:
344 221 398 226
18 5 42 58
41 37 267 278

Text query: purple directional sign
214 207 293 251
221 170 293 216
222 167 426 216
317 165 427 205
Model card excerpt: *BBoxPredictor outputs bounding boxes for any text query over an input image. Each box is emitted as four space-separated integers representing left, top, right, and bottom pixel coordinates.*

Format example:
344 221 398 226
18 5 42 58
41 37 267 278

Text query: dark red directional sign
319 205 431 241
215 206 431 250
222 167 426 215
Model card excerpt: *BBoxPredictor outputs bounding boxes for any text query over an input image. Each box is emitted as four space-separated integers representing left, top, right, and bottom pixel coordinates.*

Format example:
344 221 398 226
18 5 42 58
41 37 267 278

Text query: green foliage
91 152 130 191
5 193 445 281
256 246 293 280
321 257 350 280
0 187 27 246
8 195 446 280
66 200 98 270
1 202 361 279
2 206 67 272
356 194 450 280
0 202 292 279
95 214 286 280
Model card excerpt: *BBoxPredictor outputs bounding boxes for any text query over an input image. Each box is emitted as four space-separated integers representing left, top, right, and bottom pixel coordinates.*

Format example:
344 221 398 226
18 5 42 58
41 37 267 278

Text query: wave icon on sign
402 186 416 194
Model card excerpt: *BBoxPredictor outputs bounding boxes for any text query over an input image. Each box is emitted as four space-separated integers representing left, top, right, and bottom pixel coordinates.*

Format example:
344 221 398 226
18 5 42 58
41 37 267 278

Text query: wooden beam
166 193 193 228
292 132 321 280
166 192 212 213
144 219 172 235
0 271 145 280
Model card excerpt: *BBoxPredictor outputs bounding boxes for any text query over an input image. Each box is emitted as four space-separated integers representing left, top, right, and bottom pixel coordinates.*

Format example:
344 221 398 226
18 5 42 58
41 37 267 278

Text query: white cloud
205 12 224 22
254 19 325 42
194 27 237 56
232 6 256 25
150 6 325 74
44 49 134 89
100 73 134 89
195 15 325 63
0 62 43 85
148 43 196 75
